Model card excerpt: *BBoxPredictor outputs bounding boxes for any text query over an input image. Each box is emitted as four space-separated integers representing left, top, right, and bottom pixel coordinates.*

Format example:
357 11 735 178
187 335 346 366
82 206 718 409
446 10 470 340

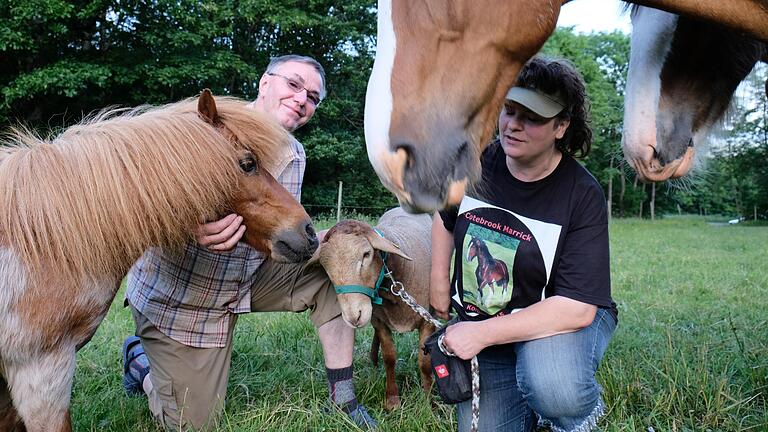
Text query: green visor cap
505 87 566 118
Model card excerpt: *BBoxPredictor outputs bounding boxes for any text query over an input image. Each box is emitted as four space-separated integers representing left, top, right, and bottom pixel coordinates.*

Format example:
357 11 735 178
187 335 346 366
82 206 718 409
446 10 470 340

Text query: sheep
313 207 435 411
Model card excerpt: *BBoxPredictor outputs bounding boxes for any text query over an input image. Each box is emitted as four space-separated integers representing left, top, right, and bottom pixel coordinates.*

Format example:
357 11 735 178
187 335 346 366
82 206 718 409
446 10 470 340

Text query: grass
69 217 767 431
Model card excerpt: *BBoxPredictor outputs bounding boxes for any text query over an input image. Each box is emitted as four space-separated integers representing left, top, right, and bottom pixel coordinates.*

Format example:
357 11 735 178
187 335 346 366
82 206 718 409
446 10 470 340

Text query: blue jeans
457 308 616 432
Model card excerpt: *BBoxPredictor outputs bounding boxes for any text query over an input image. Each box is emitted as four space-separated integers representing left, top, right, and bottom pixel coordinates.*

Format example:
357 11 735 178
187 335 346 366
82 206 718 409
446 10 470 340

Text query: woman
430 57 617 432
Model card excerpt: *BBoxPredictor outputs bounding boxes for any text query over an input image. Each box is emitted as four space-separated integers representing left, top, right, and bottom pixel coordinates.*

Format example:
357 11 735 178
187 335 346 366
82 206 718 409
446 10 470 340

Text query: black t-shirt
440 141 617 322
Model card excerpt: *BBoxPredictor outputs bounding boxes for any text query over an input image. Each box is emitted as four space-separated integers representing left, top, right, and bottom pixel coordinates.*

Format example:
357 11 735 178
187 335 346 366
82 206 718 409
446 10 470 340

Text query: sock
326 366 358 411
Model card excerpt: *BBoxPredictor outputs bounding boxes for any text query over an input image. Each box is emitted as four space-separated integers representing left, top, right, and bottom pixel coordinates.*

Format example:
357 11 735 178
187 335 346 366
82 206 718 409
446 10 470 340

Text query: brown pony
466 237 509 301
0 90 317 432
364 0 768 212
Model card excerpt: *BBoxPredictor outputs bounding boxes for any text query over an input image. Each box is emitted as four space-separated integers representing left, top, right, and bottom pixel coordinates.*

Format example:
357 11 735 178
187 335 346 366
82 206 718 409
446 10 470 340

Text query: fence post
336 181 343 222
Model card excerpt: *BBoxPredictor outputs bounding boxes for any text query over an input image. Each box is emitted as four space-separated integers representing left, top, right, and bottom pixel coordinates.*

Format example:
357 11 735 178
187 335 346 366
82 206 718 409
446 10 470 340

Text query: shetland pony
0 90 317 431
364 0 768 212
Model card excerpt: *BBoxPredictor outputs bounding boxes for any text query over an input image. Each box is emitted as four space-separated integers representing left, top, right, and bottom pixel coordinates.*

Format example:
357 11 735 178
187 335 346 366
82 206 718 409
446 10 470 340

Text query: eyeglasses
267 73 323 107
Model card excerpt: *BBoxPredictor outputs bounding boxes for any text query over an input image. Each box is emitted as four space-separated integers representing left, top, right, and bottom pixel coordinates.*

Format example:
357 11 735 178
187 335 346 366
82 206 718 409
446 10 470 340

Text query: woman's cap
505 87 566 118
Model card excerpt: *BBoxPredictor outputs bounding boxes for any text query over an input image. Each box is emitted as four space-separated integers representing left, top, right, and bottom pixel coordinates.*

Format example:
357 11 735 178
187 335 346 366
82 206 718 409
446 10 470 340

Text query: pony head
197 90 318 262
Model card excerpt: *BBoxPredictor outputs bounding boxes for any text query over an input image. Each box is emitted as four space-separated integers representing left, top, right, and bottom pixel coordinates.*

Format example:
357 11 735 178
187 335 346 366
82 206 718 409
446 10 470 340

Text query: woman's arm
444 296 597 359
430 212 455 320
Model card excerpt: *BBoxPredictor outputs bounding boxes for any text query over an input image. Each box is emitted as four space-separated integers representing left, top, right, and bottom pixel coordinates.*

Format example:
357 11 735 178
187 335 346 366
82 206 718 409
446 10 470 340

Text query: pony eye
238 156 258 174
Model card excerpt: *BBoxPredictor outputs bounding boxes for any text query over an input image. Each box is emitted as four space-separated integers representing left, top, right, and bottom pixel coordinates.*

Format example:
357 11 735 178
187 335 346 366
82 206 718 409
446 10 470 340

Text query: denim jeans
457 308 616 432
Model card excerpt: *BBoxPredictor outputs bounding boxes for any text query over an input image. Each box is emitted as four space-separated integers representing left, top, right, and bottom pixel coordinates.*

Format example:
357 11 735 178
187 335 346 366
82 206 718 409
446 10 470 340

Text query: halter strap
333 228 390 305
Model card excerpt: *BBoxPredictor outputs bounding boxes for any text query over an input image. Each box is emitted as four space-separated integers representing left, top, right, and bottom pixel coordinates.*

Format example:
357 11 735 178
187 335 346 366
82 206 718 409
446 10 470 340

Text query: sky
556 0 632 34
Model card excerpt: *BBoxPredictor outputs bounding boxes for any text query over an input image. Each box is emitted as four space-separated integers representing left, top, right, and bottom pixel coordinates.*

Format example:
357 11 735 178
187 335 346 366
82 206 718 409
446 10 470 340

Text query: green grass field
69 217 767 431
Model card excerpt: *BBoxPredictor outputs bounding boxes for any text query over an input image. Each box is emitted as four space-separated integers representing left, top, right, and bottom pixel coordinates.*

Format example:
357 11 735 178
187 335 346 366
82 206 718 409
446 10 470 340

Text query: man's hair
266 55 327 100
515 56 592 158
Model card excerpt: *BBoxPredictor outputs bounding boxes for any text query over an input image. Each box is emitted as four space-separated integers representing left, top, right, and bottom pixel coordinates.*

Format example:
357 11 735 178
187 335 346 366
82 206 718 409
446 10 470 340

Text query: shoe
345 403 378 430
122 336 149 396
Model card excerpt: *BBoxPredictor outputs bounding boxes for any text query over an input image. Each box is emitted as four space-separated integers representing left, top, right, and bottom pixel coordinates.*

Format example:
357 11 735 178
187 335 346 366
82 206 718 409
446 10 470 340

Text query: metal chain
383 267 480 432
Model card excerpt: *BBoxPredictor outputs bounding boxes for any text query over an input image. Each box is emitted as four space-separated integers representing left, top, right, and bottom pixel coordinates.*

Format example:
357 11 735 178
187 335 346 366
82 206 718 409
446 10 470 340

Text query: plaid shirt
126 137 305 348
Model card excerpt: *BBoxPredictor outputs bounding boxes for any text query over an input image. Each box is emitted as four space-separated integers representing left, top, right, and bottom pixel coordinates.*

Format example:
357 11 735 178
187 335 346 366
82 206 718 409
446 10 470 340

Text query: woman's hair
515 56 592 158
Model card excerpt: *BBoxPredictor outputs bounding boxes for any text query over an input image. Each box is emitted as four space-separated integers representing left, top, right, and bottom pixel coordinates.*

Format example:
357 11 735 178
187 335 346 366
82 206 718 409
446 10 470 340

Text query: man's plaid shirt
126 137 305 348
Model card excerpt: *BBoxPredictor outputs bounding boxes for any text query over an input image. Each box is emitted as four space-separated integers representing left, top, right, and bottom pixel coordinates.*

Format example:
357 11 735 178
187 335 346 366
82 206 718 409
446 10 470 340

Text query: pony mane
0 96 289 281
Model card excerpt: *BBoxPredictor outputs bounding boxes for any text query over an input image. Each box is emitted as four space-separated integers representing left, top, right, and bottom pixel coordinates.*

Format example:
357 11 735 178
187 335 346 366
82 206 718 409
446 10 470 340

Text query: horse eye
239 157 257 174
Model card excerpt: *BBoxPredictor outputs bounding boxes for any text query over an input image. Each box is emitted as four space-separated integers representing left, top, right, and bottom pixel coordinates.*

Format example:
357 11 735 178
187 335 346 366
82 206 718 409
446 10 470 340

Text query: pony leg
6 347 75 432
0 376 25 431
417 323 435 396
373 322 400 411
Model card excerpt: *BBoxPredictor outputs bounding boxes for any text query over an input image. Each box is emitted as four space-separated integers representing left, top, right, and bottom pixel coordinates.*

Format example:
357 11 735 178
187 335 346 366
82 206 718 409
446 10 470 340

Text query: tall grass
69 217 767 431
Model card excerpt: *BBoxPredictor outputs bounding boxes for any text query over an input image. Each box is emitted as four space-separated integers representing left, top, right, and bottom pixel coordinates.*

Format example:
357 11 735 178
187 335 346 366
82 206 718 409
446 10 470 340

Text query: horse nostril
305 222 316 238
393 143 415 169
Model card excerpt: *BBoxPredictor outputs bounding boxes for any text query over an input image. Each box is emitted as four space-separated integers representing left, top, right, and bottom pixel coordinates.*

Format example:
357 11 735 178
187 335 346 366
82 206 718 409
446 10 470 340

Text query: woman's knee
519 370 600 419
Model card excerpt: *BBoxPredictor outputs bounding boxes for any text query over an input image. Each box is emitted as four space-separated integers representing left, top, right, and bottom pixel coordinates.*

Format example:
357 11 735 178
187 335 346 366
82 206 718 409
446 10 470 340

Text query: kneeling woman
430 56 617 432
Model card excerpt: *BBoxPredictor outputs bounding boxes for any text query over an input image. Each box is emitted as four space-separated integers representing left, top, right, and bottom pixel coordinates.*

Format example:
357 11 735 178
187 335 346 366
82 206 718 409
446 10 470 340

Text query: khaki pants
130 260 339 430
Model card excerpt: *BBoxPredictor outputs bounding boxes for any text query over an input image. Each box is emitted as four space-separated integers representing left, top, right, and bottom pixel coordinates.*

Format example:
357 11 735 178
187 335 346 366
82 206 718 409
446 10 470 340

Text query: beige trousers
131 259 339 430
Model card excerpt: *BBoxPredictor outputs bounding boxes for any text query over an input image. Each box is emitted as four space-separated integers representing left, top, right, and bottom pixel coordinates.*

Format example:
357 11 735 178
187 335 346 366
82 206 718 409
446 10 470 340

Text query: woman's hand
195 213 245 251
443 321 488 360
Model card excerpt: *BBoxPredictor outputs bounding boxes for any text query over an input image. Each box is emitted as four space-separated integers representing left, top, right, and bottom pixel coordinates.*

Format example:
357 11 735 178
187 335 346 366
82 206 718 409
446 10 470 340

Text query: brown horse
364 0 768 212
0 90 317 432
466 237 509 301
623 6 767 182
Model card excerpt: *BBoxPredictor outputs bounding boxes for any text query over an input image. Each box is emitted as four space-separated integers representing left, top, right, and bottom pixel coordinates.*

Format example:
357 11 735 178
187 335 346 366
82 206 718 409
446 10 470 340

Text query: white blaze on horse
0 91 317 432
623 6 767 182
365 0 768 212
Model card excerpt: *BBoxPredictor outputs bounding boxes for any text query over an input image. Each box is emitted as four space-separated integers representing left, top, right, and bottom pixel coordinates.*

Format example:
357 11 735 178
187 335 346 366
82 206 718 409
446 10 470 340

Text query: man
121 55 376 430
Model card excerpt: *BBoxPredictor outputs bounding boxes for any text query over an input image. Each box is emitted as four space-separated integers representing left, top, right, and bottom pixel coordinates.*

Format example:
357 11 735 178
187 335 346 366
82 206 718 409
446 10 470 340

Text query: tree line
2 0 765 220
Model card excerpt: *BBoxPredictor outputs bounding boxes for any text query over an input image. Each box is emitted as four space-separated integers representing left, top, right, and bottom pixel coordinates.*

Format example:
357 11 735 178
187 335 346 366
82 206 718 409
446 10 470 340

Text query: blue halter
333 228 389 305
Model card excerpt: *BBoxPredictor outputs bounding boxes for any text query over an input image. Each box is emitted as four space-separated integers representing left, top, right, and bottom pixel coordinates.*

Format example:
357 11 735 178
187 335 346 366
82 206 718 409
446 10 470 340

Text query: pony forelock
0 96 289 282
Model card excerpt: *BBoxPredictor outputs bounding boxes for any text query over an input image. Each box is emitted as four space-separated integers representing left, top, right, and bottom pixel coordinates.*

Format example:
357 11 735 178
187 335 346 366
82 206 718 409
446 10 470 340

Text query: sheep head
313 219 411 328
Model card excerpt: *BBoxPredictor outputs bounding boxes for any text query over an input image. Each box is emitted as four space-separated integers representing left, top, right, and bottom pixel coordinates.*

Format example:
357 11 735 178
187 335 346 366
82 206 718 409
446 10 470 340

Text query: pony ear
364 230 412 261
197 89 220 125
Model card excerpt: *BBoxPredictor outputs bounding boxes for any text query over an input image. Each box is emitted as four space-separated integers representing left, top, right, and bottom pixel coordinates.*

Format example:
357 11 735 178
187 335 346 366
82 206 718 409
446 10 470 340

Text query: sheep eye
239 156 258 174
362 251 371 260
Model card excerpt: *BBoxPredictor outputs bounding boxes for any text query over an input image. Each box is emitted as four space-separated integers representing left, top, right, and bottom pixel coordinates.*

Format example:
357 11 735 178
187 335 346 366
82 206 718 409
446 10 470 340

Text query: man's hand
195 213 245 251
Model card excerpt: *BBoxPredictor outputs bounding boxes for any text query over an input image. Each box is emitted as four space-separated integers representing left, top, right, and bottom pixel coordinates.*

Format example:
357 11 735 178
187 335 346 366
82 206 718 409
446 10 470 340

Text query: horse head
197 90 318 262
466 237 480 262
622 7 767 182
365 0 561 212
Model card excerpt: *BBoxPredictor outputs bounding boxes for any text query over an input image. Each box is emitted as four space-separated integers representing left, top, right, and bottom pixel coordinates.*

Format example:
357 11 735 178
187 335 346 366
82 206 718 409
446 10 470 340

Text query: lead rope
383 268 481 432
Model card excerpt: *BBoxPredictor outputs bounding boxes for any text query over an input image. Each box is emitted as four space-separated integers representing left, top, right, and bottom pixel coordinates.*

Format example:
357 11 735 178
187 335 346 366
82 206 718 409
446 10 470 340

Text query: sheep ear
365 230 413 261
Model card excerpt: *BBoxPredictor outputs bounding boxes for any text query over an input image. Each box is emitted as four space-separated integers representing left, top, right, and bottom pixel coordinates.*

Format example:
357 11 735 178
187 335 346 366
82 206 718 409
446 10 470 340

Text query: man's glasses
267 73 322 107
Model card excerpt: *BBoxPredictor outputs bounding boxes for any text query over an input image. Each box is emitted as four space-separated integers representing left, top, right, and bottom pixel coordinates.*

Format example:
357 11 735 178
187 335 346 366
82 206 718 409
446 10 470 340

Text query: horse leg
0 376 25 431
373 321 400 411
417 323 435 396
370 329 381 368
5 347 75 432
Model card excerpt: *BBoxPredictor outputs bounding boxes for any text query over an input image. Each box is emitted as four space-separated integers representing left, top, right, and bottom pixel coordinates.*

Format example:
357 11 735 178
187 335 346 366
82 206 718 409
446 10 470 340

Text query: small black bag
422 322 472 404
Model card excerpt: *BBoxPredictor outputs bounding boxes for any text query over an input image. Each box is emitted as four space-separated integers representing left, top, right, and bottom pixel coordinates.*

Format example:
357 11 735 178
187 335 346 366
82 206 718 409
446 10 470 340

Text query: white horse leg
5 346 76 432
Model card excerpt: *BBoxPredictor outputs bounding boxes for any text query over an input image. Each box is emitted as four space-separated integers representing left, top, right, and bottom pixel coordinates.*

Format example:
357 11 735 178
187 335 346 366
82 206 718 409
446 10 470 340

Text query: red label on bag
435 364 449 378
